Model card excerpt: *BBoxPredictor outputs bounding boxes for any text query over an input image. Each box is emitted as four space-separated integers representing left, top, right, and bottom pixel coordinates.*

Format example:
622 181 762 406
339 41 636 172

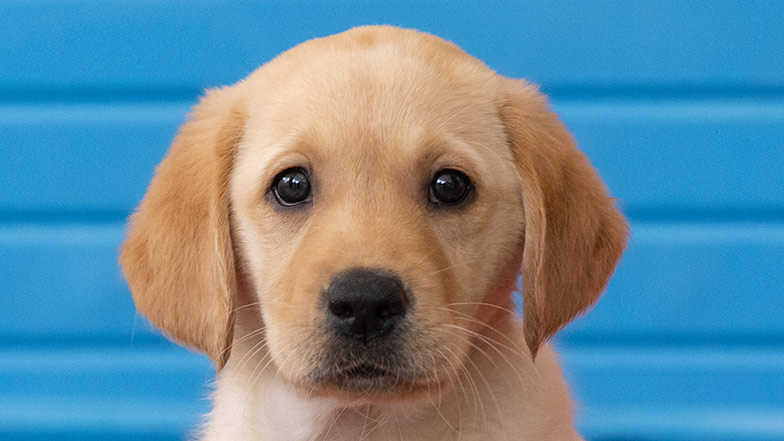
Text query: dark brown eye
429 169 471 205
272 167 311 206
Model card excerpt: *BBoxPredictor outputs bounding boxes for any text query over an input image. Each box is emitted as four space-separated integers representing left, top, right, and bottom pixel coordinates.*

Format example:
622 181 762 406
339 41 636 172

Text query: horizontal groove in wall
0 222 151 340
560 345 784 440
2 98 783 214
3 85 784 105
557 333 784 349
0 333 172 350
0 209 132 224
0 87 203 104
1 344 781 440
623 207 784 223
559 345 784 405
554 96 784 118
2 1 782 91
1 220 783 341
577 407 784 441
5 330 784 351
545 84 784 100
0 345 212 440
562 219 784 338
0 101 193 122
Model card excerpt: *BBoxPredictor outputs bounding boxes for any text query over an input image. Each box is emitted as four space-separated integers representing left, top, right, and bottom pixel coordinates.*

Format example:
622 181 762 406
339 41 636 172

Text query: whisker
446 301 520 317
436 346 468 432
228 301 263 314
442 323 532 388
219 327 266 359
441 341 485 427
456 342 503 431
394 413 405 441
429 348 459 435
320 406 347 440
442 307 528 358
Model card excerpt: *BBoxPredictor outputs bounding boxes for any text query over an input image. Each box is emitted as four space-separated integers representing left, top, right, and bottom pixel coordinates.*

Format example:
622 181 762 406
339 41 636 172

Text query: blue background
1 1 783 439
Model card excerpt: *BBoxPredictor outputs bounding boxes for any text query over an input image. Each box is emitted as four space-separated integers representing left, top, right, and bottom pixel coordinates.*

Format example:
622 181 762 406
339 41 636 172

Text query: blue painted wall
1 1 782 439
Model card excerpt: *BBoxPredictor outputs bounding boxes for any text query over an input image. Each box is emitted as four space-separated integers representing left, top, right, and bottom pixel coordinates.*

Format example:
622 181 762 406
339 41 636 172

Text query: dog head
120 26 627 401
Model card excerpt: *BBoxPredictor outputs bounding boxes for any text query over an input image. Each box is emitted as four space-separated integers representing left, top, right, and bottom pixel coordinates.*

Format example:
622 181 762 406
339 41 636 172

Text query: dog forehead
242 29 499 139
240 50 505 175
248 25 490 92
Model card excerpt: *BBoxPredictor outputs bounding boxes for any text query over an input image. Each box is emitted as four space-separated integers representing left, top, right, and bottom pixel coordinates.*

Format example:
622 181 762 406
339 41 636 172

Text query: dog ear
120 87 246 369
498 79 628 357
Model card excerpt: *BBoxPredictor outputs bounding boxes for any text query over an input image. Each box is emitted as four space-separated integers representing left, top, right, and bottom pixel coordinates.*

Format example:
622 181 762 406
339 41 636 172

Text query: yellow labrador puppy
121 26 627 441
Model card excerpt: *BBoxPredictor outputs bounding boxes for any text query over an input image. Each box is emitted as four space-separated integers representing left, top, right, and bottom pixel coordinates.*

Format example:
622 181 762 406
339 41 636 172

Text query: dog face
121 26 627 402
229 41 524 398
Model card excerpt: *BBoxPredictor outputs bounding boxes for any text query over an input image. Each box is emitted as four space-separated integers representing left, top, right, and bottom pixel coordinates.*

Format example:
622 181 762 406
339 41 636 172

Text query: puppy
120 26 627 441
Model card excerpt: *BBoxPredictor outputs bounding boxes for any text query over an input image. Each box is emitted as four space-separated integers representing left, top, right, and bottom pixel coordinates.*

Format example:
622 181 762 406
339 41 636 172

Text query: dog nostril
329 300 355 319
376 301 403 319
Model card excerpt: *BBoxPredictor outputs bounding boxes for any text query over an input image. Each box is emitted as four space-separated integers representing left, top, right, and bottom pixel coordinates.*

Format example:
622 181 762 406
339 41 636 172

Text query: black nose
324 268 409 343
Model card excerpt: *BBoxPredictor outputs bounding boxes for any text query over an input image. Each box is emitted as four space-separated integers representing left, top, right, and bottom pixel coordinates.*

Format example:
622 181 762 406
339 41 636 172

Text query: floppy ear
498 79 628 357
120 87 245 369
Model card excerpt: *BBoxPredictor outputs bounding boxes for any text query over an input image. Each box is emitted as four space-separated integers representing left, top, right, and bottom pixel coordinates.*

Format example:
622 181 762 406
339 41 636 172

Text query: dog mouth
309 360 410 395
339 363 394 379
300 332 456 399
328 362 399 387
304 360 452 402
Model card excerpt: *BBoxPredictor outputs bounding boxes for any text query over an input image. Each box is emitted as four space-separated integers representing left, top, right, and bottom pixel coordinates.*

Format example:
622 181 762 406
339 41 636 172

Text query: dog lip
339 363 393 379
305 364 453 401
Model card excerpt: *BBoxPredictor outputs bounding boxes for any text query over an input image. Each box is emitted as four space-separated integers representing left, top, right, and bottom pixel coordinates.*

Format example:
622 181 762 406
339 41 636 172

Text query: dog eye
429 169 471 205
272 167 312 206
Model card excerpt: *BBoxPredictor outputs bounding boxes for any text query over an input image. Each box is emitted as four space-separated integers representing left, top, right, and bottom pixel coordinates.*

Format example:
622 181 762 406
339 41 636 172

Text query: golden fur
120 26 627 440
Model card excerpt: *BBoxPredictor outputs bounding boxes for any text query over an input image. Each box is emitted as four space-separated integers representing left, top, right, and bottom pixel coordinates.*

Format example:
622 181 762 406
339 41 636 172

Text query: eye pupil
273 168 311 205
430 169 470 205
